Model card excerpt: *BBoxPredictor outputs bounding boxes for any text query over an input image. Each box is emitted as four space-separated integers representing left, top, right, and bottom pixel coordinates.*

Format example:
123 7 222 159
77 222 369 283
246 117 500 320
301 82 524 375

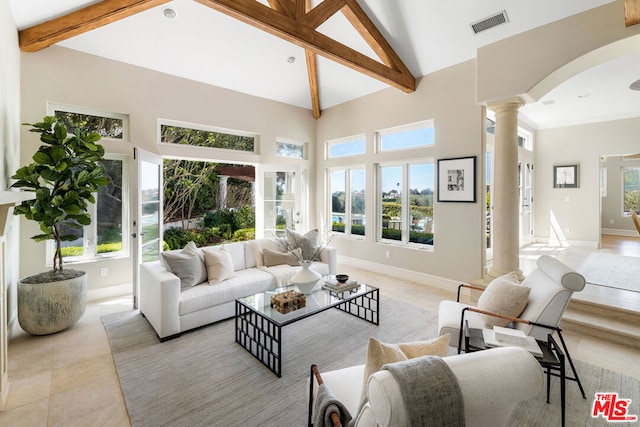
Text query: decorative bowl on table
335 274 349 283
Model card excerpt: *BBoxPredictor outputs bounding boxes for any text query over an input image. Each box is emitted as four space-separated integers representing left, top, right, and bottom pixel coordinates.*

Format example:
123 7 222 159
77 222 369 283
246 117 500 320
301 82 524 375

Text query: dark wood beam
196 0 415 93
625 0 640 26
266 0 295 19
19 0 171 52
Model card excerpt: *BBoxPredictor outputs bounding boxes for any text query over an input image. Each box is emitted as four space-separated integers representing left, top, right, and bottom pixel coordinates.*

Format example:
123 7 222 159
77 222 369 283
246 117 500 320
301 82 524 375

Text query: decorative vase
290 260 322 294
18 270 87 335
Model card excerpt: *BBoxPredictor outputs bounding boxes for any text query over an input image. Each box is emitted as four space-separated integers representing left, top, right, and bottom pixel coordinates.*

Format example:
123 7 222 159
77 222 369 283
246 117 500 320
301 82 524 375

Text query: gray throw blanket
382 356 465 426
313 383 352 427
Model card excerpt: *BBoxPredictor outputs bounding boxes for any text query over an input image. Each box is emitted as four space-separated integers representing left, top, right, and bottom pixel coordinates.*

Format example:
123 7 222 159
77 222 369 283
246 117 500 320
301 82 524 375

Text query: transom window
276 140 304 159
327 135 366 158
160 120 256 153
51 104 126 140
379 121 434 152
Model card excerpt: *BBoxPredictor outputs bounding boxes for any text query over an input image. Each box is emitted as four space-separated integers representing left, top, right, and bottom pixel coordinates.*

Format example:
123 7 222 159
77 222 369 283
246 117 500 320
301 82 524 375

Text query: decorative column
487 98 525 280
219 175 229 210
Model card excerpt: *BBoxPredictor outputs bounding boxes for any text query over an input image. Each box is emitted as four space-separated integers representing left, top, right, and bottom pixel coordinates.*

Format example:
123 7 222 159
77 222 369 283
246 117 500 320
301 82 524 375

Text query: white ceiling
9 0 640 128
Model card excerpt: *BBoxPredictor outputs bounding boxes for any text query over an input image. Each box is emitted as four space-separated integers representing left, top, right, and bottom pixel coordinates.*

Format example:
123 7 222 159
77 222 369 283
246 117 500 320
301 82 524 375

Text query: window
379 122 434 152
49 155 129 264
51 104 126 140
329 168 366 236
328 135 366 158
160 121 256 153
379 162 434 246
276 141 304 158
623 166 640 214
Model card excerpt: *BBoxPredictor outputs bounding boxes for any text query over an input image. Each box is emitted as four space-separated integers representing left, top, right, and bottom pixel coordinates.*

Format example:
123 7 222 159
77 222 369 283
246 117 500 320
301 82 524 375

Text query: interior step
561 298 640 349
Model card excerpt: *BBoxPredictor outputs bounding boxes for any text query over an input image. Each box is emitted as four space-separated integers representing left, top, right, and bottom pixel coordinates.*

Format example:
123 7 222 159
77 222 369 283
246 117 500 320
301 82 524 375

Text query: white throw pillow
477 272 530 327
202 246 235 284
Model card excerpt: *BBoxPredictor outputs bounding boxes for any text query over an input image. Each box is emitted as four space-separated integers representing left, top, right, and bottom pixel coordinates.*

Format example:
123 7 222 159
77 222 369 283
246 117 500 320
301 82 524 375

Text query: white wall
20 46 316 300
534 117 640 246
0 0 24 334
316 60 485 282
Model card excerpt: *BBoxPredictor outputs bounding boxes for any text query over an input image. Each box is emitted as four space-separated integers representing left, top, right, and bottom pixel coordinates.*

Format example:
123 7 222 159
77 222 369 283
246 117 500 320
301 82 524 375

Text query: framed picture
437 156 476 202
554 165 579 188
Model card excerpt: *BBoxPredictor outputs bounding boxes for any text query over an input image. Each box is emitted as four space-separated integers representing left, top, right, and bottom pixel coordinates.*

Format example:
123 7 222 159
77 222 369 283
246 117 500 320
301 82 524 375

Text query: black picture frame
554 165 579 188
437 156 476 202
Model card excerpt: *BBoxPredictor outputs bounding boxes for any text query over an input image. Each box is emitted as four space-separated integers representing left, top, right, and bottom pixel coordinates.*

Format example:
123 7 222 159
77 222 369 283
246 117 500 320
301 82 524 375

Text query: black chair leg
556 330 586 399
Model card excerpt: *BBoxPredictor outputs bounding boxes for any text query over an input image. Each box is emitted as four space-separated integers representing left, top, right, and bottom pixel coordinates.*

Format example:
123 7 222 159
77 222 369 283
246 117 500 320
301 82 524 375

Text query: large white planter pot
18 270 87 335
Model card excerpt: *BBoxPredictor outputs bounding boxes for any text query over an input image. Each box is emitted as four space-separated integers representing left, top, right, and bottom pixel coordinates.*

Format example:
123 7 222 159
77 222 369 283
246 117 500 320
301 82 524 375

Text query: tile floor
1 263 639 426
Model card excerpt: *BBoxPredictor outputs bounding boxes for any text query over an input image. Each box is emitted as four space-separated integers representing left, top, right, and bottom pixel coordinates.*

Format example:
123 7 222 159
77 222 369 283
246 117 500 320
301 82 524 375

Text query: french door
255 164 303 238
132 148 163 308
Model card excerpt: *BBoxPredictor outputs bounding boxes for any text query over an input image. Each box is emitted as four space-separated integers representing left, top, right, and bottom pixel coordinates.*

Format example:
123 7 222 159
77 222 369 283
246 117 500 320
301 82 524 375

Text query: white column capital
487 96 526 114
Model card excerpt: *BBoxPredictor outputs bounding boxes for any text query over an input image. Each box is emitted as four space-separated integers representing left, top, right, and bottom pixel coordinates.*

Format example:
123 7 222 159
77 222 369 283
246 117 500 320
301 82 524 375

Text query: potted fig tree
11 116 108 335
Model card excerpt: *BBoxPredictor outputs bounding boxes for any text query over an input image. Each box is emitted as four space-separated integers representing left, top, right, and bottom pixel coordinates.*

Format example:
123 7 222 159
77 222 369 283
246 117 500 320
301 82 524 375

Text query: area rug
572 252 640 292
103 300 639 427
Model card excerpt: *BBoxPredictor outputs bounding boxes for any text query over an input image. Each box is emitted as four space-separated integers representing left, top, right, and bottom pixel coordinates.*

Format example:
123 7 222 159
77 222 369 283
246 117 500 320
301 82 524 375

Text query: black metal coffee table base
235 287 379 377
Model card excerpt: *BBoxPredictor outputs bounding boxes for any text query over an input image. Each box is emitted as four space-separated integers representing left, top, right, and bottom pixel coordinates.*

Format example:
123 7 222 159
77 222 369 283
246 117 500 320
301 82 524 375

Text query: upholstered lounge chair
437 255 587 399
309 346 544 427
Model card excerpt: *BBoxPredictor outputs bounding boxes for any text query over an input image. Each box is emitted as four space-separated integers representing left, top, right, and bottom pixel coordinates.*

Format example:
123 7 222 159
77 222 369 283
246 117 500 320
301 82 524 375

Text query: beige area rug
572 253 640 292
103 300 639 427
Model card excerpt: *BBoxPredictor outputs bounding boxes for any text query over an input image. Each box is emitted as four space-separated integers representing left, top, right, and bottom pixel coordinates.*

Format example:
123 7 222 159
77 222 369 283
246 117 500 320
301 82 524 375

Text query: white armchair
309 347 544 427
437 255 587 398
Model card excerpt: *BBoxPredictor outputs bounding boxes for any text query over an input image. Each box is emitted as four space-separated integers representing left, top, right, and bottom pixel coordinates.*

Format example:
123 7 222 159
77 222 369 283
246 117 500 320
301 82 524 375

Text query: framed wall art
553 164 579 188
437 156 476 202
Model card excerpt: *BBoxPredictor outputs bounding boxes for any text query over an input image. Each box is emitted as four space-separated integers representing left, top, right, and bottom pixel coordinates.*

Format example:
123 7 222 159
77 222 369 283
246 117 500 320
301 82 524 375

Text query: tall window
378 163 434 246
623 166 640 214
46 104 130 264
49 155 129 263
330 168 366 236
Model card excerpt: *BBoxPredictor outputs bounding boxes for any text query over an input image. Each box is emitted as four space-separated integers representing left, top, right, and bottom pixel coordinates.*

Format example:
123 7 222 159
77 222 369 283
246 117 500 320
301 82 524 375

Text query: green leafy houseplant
11 116 108 281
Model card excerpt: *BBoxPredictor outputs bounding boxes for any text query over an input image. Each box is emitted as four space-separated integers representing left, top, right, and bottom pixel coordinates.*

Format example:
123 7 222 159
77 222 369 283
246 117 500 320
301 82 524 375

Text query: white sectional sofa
140 238 337 340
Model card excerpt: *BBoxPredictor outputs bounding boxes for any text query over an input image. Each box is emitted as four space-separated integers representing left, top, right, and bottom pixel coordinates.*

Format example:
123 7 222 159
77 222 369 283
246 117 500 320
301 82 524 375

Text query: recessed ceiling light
577 93 591 98
163 8 176 19
630 79 640 91
287 56 296 64
542 100 555 106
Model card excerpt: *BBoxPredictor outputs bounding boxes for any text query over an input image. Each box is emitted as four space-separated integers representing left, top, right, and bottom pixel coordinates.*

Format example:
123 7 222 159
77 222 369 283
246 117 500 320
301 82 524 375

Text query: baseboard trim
88 283 132 302
601 228 638 237
338 255 458 294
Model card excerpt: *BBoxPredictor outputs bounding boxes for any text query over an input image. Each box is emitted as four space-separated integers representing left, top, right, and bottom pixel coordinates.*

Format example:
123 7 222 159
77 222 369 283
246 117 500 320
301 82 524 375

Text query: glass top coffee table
235 278 379 377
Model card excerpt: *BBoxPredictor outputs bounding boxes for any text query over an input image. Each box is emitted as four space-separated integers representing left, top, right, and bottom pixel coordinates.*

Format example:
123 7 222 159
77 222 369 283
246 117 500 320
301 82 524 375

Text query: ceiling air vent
630 79 640 91
471 10 509 34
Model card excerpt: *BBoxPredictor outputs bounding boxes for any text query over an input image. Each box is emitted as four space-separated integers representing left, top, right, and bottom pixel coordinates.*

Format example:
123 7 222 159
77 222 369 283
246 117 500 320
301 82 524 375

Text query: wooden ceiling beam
305 0 346 29
19 0 171 53
266 0 295 19
342 0 408 74
625 0 640 26
197 0 415 93
304 0 321 119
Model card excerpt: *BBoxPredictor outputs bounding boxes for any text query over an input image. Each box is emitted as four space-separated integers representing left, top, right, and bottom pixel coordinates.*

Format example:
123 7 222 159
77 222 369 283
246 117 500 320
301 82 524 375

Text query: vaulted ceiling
8 0 640 127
